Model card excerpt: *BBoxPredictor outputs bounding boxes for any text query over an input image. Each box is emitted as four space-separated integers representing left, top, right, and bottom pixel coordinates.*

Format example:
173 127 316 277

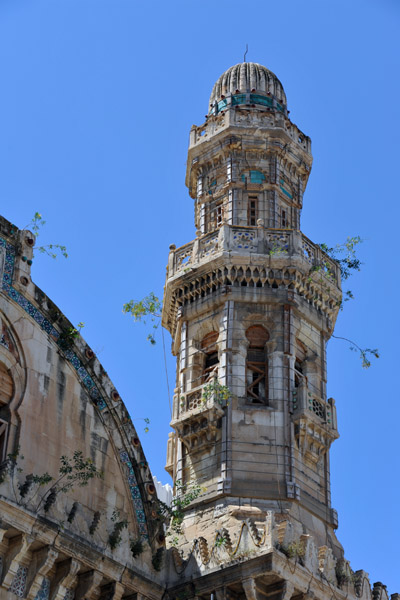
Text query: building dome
209 62 287 109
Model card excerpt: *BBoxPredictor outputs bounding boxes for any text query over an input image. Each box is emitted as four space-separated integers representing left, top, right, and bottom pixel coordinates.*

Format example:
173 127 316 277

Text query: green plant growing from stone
335 562 356 588
123 292 162 345
331 335 379 369
309 236 379 368
276 540 305 564
108 509 129 549
36 451 103 513
268 242 289 256
130 537 144 558
2 448 102 513
58 322 85 350
27 212 68 259
308 237 362 298
89 511 101 535
214 532 227 548
123 413 150 435
67 502 79 523
202 379 231 407
318 236 362 282
151 547 164 571
158 479 204 539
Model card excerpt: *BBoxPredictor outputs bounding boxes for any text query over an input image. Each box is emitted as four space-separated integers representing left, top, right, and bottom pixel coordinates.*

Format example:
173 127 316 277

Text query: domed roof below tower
209 62 287 109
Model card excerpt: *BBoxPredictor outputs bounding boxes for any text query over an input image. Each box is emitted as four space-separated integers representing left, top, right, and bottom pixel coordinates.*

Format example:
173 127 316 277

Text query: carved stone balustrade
292 381 339 464
168 226 340 281
170 384 226 450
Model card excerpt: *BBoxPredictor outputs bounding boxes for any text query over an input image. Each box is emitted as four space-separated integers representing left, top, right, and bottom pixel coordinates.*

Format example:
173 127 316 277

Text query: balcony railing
173 382 227 420
171 382 227 450
168 226 340 283
292 380 337 430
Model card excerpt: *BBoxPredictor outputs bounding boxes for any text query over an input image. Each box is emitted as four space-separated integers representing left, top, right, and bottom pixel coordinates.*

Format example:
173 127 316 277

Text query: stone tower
161 63 372 597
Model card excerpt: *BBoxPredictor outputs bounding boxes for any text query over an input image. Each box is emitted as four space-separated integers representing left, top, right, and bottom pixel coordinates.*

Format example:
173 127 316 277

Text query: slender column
218 300 233 493
200 203 206 234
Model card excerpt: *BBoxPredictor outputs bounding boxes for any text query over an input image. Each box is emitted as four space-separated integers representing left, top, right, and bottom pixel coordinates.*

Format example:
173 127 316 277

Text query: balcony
168 226 340 284
171 383 226 450
292 381 339 464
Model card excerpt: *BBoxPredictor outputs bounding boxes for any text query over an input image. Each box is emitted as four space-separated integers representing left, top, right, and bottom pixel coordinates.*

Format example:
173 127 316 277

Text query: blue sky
0 0 399 590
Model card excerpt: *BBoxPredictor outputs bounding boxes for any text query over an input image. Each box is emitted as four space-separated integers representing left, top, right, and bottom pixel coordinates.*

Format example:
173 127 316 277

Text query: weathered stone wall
0 215 166 598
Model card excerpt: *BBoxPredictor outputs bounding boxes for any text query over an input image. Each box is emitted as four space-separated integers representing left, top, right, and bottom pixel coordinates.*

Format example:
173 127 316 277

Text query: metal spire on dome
243 43 248 62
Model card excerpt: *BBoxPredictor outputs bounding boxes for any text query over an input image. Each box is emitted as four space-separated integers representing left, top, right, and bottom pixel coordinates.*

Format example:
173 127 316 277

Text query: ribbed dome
209 62 287 108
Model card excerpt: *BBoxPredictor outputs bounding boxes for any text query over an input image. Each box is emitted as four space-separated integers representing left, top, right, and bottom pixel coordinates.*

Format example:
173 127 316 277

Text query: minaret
162 63 354 587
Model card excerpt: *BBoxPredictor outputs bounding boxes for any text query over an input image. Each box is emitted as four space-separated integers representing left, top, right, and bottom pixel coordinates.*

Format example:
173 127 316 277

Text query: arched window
0 362 13 462
201 332 219 383
246 326 269 404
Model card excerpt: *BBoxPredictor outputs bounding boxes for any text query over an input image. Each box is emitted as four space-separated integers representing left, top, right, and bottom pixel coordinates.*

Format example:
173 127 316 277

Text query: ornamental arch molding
0 310 27 462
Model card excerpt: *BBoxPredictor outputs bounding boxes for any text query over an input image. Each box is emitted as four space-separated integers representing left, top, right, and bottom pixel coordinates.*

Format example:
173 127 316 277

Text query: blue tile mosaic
136 509 146 523
138 522 148 536
10 565 28 597
120 449 148 539
133 497 144 510
130 486 141 498
35 577 50 600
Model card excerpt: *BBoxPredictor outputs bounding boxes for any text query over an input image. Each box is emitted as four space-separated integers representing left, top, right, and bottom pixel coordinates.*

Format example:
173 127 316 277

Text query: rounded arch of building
0 313 27 401
236 311 276 353
0 311 27 462
190 315 223 350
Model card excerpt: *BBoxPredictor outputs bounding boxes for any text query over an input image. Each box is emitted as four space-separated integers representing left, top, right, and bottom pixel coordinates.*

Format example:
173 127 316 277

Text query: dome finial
243 43 248 63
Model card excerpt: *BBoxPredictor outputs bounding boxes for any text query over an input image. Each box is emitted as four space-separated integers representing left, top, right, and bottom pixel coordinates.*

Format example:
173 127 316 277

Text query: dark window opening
201 332 219 383
216 205 223 227
246 326 269 404
248 196 258 226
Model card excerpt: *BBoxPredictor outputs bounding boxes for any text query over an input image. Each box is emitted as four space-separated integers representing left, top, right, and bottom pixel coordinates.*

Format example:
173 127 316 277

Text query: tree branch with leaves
123 292 162 345
26 212 68 259
2 448 103 514
315 236 379 368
